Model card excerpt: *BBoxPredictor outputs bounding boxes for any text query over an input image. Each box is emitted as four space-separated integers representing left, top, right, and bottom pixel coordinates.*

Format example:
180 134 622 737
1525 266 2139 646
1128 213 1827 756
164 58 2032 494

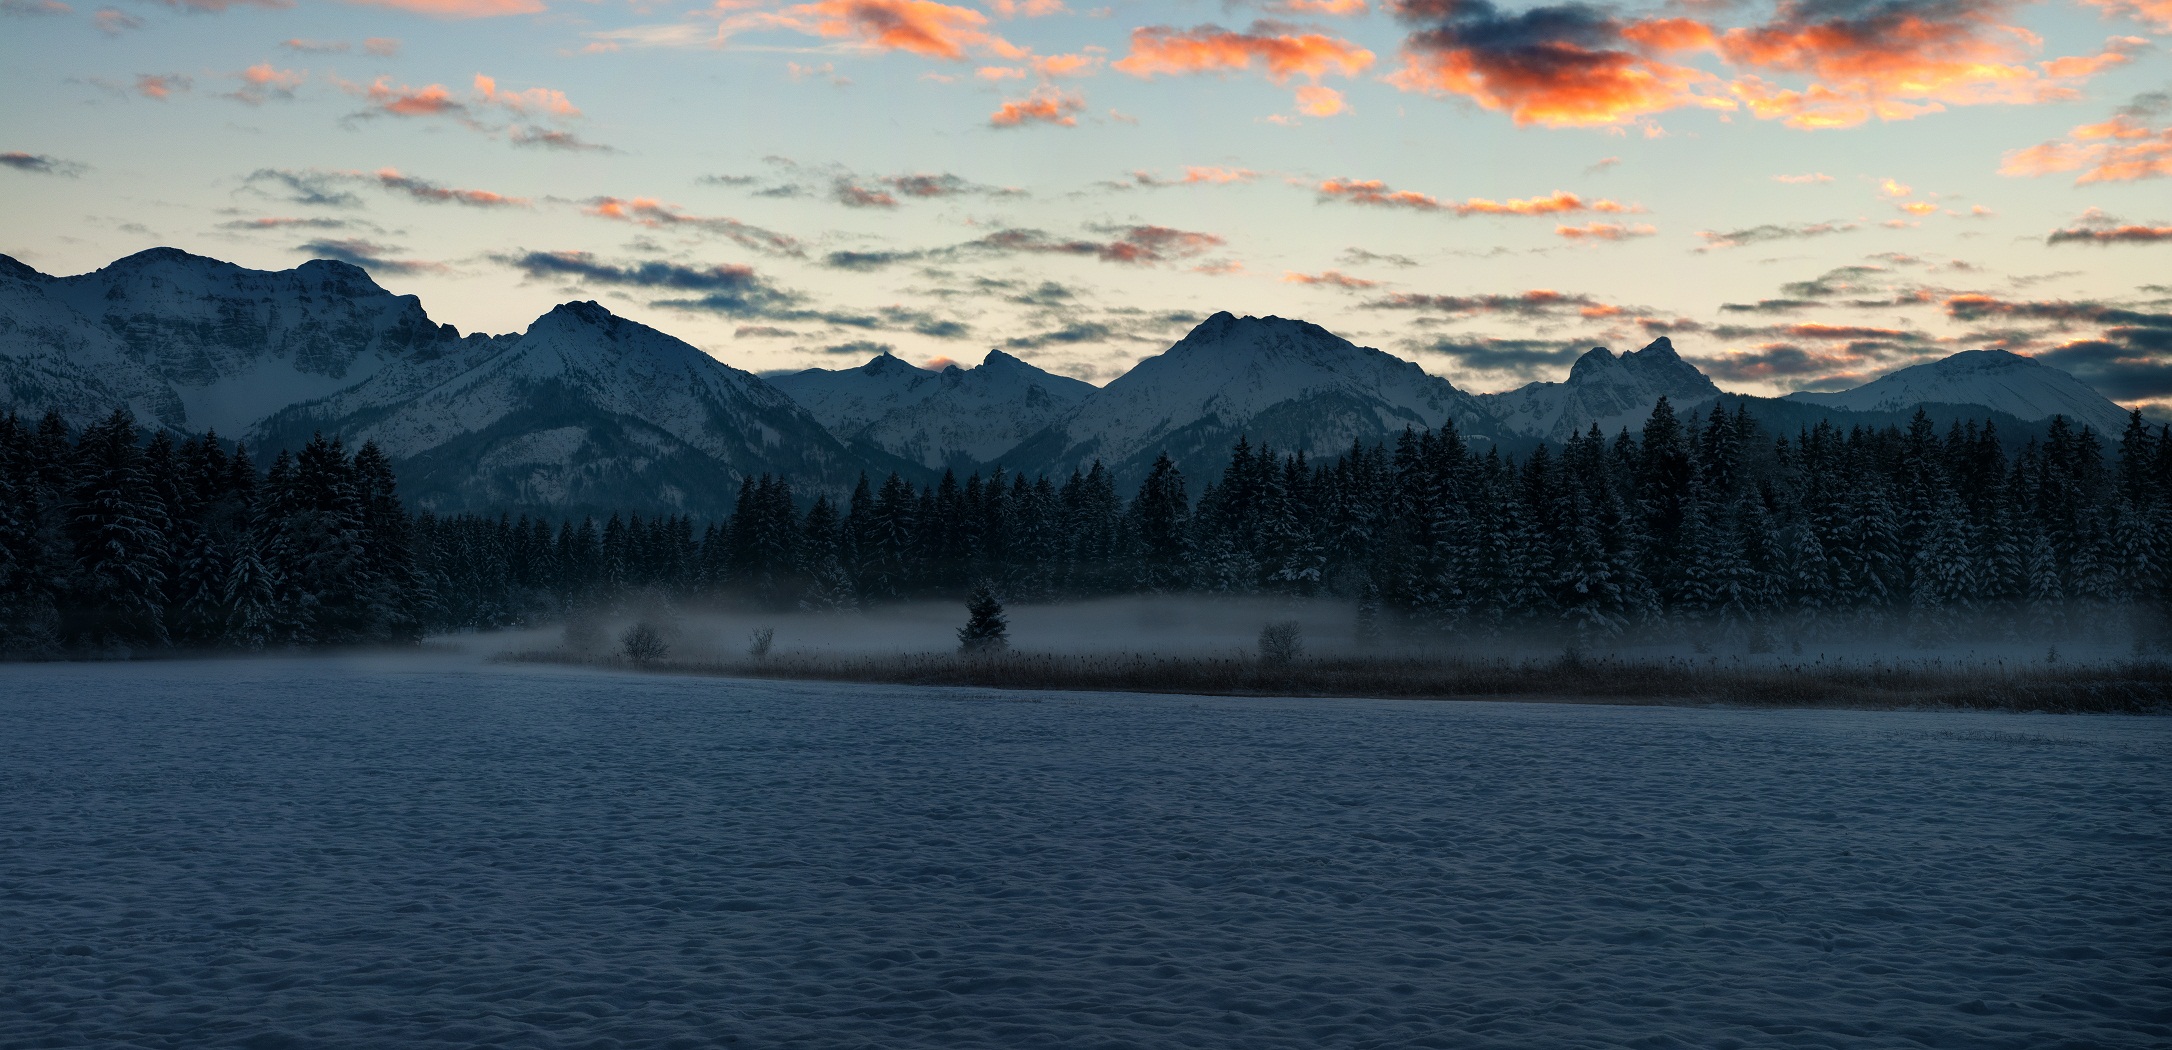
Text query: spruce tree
958 582 1008 653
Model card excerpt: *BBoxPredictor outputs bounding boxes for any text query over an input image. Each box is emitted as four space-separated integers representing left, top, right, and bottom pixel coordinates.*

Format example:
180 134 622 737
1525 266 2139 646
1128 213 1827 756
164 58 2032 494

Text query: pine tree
958 582 1008 653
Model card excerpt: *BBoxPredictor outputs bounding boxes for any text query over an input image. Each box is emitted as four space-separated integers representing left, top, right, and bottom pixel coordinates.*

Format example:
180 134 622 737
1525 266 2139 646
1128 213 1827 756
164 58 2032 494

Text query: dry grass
499 648 2172 714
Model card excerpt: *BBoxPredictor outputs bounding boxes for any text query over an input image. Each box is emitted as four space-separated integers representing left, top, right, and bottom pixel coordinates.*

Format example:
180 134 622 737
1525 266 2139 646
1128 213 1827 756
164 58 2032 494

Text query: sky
2 0 2169 416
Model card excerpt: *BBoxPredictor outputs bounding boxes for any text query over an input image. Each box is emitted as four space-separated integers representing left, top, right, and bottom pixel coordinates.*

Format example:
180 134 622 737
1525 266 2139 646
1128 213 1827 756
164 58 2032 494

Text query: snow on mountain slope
0 255 179 426
1005 312 1493 484
1481 337 1722 443
257 301 859 516
772 349 1095 470
1785 349 2133 437
0 248 491 435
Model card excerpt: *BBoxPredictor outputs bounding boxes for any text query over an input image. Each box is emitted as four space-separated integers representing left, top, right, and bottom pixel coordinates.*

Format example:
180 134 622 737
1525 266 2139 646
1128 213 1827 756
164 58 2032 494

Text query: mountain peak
1569 346 1617 380
858 351 925 376
1786 347 2129 435
0 253 48 283
543 300 617 327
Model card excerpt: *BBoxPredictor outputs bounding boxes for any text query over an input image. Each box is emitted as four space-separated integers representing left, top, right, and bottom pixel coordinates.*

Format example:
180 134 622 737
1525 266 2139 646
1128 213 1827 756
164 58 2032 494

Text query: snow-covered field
2 656 2166 1048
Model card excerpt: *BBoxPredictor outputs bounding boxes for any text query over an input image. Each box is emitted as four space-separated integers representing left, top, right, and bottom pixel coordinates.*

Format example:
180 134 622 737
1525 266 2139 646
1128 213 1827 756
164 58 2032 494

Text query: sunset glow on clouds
1 0 2167 412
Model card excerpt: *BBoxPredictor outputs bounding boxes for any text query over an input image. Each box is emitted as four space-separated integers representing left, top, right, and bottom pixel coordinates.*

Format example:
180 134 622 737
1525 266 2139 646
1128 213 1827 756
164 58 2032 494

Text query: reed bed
500 648 2172 714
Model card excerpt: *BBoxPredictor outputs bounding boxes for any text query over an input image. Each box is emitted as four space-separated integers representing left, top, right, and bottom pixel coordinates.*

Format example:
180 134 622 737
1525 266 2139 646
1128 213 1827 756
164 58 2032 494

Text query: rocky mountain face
1785 348 2134 438
769 349 1093 472
1481 337 1722 444
997 311 1497 486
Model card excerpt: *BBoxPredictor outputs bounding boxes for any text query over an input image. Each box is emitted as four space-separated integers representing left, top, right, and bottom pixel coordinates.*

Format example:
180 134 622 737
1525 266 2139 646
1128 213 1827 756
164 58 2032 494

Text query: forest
3 399 2169 658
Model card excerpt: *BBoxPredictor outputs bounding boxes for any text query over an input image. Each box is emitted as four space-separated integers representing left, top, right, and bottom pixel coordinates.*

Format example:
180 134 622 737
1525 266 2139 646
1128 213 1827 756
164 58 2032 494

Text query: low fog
447 594 2169 672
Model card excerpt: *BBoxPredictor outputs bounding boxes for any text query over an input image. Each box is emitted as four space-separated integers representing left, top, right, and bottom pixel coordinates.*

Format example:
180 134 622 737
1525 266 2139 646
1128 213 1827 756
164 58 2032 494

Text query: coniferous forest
5 398 2170 658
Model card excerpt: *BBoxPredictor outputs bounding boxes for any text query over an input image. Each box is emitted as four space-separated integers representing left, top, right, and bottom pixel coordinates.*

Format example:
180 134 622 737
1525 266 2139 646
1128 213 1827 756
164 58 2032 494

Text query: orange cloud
375 167 528 207
989 85 1084 127
1184 166 1255 183
1555 221 1656 240
1773 172 1833 183
1878 177 1911 198
1385 2 1728 127
135 74 189 99
1114 22 1375 83
1899 200 1939 215
2047 222 2172 244
1717 7 2142 130
986 0 1063 15
769 0 1022 61
2001 111 2172 184
1315 177 1442 209
1283 269 1379 287
1274 0 1367 13
2080 0 2172 33
1031 52 1101 77
1313 178 1636 217
1294 85 1347 116
342 0 543 16
583 196 799 253
977 224 1225 264
474 73 579 117
365 77 462 116
227 64 303 104
977 65 1027 79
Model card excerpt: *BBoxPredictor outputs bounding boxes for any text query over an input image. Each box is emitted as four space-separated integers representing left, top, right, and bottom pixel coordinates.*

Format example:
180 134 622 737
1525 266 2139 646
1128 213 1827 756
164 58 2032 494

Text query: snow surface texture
1787 349 2134 437
3 657 2166 1049
769 350 1093 470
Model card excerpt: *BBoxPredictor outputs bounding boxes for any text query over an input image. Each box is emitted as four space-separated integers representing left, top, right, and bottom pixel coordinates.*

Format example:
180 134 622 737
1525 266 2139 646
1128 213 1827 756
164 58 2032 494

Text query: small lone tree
958 583 1008 654
1258 620 1302 666
621 621 669 664
747 625 775 658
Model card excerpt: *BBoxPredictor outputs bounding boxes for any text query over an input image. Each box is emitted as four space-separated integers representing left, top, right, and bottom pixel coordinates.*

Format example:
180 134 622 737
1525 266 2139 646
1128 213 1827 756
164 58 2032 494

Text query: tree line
6 399 2169 656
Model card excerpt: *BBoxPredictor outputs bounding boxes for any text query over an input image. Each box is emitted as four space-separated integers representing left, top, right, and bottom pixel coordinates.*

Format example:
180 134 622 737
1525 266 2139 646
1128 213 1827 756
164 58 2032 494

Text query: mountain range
0 248 2143 516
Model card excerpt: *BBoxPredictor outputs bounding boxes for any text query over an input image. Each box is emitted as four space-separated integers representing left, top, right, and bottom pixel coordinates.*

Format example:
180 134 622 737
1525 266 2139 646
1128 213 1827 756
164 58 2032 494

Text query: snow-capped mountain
770 349 1094 471
1481 337 1722 443
1001 311 1494 484
255 301 860 516
1 247 493 436
1785 348 2133 437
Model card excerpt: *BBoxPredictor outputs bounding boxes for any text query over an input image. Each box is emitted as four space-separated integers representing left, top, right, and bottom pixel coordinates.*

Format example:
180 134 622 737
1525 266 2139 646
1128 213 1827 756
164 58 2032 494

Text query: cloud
2000 92 2172 184
975 224 1226 265
1385 0 1727 127
822 249 926 270
1294 85 1348 116
1698 344 1878 383
1773 172 1833 184
1694 220 1858 250
244 168 364 207
987 0 1064 15
1555 221 1656 240
362 77 463 116
1418 336 1594 375
583 196 799 254
297 238 442 275
92 7 141 33
1372 288 1617 317
1114 21 1376 82
227 63 305 105
1719 4 2142 130
0 151 86 176
374 168 528 207
1340 246 1420 267
834 179 900 207
342 0 543 17
1283 269 1380 288
818 339 898 357
758 0 1024 62
2080 0 2172 33
1 0 72 16
136 74 190 100
474 74 579 118
735 325 797 338
218 216 361 230
510 126 611 151
1314 178 1635 216
990 85 1085 126
365 37 401 55
142 0 289 10
2048 222 2172 245
1271 0 1369 12
1004 321 1116 349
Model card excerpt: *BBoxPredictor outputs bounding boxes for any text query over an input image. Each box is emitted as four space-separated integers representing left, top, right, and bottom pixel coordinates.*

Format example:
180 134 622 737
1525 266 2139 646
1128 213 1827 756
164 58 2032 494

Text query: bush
1258 621 1302 666
621 622 669 664
748 626 775 659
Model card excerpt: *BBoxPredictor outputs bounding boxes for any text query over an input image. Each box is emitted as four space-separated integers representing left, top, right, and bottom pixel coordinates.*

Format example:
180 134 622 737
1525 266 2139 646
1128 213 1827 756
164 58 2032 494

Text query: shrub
748 626 775 659
1258 620 1302 666
959 584 1008 654
621 622 669 664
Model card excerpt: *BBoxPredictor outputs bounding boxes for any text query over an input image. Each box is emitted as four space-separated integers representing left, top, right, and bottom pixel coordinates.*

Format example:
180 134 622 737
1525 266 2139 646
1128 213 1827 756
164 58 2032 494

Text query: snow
1787 348 2135 436
1026 312 1490 478
3 656 2164 1048
1481 337 1722 442
772 350 1094 470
